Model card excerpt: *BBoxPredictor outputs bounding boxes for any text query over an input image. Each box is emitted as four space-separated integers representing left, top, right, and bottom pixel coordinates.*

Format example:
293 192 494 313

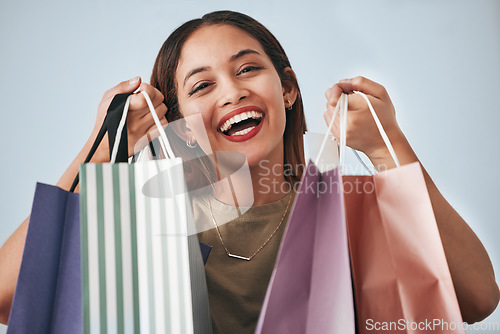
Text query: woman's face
175 24 291 168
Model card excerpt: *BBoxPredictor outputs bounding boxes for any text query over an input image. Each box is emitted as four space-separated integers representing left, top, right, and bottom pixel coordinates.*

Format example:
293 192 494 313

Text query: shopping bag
7 92 212 334
6 183 81 334
255 107 355 332
6 92 134 334
79 91 212 334
337 92 464 333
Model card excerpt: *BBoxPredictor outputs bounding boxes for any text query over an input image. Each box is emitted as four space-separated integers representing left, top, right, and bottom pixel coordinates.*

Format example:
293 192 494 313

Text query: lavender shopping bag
255 160 355 334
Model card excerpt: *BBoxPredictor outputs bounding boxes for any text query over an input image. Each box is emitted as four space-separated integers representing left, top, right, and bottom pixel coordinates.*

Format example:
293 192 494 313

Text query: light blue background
1 0 499 332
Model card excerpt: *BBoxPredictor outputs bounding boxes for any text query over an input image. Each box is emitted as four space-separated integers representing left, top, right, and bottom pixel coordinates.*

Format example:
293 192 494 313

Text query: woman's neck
250 158 289 206
211 157 289 207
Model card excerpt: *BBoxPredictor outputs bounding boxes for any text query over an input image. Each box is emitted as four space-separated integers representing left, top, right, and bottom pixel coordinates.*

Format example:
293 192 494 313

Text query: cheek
181 105 216 156
257 75 285 107
183 113 214 155
179 99 214 130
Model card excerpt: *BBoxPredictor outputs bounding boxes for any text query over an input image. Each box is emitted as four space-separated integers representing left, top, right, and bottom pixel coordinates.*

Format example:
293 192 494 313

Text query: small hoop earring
285 99 293 111
186 138 198 148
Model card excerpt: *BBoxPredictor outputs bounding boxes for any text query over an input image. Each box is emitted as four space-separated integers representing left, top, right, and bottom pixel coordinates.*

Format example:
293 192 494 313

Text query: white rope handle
140 90 176 158
353 91 400 168
316 90 400 170
110 90 175 163
339 93 348 168
315 93 341 163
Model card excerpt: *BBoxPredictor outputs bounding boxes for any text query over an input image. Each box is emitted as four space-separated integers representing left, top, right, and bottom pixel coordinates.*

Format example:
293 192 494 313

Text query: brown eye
189 82 213 96
238 66 264 75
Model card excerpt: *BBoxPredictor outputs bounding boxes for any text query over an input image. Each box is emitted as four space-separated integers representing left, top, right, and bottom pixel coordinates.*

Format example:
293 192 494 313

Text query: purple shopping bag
6 93 132 334
7 181 212 334
255 161 355 334
7 183 82 334
7 93 213 333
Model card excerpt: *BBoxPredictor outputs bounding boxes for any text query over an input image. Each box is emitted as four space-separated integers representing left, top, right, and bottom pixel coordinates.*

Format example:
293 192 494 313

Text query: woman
0 10 498 333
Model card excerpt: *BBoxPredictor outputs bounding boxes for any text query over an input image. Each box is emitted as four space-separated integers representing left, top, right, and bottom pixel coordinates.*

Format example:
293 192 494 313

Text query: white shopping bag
79 91 212 334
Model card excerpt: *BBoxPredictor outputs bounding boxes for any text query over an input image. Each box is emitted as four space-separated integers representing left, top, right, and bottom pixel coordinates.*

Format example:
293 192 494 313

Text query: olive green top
195 191 295 334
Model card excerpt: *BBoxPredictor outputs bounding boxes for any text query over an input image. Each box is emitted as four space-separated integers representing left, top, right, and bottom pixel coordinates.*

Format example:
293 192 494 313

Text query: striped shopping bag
79 91 212 334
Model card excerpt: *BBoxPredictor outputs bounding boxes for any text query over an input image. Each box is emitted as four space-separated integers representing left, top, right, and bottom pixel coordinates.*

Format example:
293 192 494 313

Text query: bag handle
315 93 342 166
339 93 349 168
70 93 132 192
315 91 400 171
110 90 175 162
69 91 174 192
351 91 400 168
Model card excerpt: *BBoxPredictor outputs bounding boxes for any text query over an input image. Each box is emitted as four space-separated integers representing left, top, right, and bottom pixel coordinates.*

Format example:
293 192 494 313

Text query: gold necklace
208 193 292 261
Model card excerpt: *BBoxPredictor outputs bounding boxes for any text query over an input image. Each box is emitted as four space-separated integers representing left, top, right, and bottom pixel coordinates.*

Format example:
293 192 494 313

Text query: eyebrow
230 49 261 61
183 66 210 87
183 49 262 87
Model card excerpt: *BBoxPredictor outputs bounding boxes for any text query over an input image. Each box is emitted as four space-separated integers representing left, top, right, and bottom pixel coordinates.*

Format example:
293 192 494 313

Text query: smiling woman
150 12 307 198
0 9 498 334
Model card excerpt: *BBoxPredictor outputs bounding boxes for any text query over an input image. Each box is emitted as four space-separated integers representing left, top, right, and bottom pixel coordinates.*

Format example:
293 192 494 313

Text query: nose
216 77 249 108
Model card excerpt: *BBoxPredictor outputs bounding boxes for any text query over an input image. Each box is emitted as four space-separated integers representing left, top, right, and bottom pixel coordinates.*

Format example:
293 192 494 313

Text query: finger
325 88 367 118
160 116 168 127
325 84 343 108
342 92 379 111
324 85 342 127
143 116 169 144
102 76 142 100
138 102 168 122
128 94 149 114
146 116 168 135
154 103 168 120
337 76 388 99
139 83 165 107
131 103 168 131
129 116 167 156
128 84 165 111
323 110 340 140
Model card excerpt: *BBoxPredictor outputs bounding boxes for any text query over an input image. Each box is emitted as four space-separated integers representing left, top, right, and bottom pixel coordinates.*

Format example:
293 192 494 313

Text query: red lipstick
217 106 265 142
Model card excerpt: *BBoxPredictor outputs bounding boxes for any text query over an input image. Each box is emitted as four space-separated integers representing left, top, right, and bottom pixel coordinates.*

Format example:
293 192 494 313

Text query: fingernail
129 76 140 85
339 78 351 83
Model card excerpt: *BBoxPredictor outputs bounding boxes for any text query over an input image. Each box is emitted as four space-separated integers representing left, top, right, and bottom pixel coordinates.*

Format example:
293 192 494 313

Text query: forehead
177 24 267 75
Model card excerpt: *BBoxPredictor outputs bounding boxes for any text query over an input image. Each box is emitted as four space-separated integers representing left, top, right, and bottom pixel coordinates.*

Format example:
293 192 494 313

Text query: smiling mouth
218 111 263 136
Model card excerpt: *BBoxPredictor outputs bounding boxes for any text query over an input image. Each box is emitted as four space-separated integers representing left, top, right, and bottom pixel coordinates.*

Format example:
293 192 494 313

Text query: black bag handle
69 93 132 192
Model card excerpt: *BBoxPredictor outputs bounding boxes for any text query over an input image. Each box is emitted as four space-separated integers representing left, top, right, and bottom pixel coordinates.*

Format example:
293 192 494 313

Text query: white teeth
218 111 263 133
232 126 256 136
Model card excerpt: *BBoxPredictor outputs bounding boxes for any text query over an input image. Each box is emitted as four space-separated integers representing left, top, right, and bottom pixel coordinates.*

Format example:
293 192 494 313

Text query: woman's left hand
324 76 407 167
324 76 500 322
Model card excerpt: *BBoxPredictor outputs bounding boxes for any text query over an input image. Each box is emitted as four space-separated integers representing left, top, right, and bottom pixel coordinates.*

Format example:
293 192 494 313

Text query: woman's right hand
91 76 168 162
0 77 170 325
